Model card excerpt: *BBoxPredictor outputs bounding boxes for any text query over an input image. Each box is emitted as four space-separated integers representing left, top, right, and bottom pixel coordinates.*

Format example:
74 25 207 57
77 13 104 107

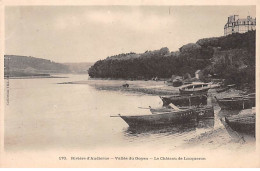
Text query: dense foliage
89 31 255 86
89 47 211 79
202 31 255 87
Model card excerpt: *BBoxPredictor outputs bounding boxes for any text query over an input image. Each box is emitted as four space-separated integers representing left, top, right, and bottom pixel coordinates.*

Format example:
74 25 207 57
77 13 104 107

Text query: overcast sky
5 6 256 63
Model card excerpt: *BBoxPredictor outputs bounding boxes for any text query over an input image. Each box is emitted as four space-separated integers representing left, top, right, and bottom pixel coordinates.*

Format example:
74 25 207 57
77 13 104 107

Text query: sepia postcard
0 0 259 168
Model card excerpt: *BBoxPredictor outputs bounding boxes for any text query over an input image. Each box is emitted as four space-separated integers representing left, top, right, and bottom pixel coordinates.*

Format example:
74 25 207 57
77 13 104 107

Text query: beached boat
150 105 214 119
193 106 214 119
215 93 255 110
225 113 255 135
112 108 196 127
216 84 236 93
179 83 210 95
183 81 192 85
160 94 208 106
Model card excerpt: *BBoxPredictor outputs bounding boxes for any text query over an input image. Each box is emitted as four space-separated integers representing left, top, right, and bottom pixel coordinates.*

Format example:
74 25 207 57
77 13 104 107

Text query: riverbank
183 118 255 151
60 79 180 95
59 79 245 97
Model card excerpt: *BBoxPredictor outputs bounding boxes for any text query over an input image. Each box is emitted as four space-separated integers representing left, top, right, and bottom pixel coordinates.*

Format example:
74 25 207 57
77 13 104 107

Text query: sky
5 6 256 63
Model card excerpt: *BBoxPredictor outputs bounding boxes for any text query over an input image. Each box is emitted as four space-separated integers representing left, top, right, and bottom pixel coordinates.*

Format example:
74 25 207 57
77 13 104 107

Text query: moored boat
112 108 196 127
215 93 255 110
216 84 236 93
193 106 214 119
160 94 207 106
216 87 229 93
179 83 210 95
150 105 214 119
225 113 255 135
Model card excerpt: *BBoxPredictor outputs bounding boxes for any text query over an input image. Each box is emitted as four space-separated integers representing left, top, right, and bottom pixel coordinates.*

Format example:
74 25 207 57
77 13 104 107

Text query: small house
195 70 203 79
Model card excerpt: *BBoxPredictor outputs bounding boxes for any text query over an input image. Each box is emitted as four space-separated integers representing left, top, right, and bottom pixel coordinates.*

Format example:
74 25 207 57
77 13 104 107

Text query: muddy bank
60 79 180 95
59 79 246 97
183 117 255 151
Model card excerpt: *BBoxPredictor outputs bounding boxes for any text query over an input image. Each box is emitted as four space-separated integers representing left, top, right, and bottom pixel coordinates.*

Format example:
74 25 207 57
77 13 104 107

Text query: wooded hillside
88 31 255 86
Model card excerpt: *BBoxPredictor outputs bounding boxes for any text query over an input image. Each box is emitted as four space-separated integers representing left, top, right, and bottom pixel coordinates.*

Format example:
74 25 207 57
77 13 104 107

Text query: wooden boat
197 119 214 128
216 84 236 93
179 83 210 95
216 87 229 93
183 81 192 85
112 108 196 127
215 93 255 110
225 113 255 135
193 106 214 119
160 94 208 106
150 105 214 119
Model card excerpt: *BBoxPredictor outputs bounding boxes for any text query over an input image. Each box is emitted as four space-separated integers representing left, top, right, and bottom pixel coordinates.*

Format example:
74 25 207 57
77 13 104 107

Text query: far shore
5 75 68 79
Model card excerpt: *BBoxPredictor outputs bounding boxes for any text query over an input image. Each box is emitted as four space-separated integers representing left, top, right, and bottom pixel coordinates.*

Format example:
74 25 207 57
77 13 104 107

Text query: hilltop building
224 15 256 36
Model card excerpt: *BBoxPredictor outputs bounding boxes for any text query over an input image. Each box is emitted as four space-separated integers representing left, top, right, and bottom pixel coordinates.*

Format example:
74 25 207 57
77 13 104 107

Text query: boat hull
179 88 210 95
120 109 196 127
216 87 229 93
160 94 208 106
215 96 255 110
194 106 214 119
150 106 214 119
225 114 255 135
216 84 236 93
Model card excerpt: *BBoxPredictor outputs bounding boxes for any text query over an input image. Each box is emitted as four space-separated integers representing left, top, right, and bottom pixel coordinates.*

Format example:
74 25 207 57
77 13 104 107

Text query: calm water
4 74 250 151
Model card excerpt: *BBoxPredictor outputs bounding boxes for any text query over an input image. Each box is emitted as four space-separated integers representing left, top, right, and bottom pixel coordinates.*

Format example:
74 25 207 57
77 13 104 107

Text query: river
4 74 255 152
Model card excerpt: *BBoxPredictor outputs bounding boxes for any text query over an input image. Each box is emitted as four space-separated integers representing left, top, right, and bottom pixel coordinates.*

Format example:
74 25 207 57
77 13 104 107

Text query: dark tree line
89 31 255 86
88 47 210 79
